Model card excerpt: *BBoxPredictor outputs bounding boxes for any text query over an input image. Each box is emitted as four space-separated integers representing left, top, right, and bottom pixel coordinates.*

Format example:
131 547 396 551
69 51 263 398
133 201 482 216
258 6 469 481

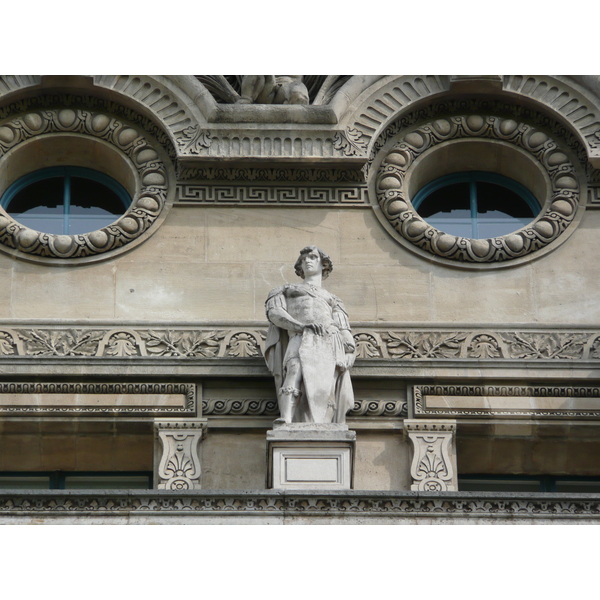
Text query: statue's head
294 246 333 279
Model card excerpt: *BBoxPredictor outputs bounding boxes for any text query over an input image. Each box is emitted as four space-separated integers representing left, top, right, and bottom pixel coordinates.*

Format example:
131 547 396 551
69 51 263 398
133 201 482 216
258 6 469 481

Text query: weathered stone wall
1 205 598 324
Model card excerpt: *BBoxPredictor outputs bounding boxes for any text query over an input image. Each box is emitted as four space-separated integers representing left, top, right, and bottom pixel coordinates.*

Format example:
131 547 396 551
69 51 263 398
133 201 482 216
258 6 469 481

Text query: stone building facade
0 75 599 523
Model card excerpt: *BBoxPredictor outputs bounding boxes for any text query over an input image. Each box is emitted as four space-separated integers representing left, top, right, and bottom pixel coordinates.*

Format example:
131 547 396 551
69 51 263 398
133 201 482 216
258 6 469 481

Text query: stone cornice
0 490 599 522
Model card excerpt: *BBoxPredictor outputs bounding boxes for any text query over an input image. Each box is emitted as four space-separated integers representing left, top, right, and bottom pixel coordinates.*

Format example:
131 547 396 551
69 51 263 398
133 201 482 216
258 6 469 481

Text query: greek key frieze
588 187 600 206
176 184 367 205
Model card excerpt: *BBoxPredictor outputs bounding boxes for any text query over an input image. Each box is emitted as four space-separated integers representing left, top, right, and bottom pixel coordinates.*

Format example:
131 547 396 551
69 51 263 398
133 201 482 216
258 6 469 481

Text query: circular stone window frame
0 107 174 264
370 114 586 269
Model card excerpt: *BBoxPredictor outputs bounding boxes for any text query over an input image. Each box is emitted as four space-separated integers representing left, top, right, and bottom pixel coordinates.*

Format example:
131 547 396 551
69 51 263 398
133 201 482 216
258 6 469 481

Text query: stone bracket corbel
154 419 208 490
404 419 457 492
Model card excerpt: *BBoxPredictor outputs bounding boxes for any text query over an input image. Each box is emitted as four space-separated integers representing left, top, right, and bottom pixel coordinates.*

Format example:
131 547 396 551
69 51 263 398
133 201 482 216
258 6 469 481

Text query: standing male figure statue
264 246 356 424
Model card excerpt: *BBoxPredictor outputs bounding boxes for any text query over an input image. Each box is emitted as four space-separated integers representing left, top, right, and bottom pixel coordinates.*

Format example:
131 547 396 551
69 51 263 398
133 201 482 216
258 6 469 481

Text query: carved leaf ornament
374 114 582 265
0 108 170 262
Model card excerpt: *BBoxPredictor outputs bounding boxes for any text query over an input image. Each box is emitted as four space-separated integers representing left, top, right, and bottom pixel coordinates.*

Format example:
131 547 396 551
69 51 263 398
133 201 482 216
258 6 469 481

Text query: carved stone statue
237 76 309 105
265 246 356 424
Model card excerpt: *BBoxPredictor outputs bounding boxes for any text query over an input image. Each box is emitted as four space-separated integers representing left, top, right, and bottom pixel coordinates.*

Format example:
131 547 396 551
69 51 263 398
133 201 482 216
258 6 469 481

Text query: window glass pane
10 216 65 235
476 182 535 218
426 218 474 238
63 475 150 489
554 480 600 493
477 217 533 238
459 478 542 492
6 178 64 215
416 182 471 218
68 215 119 235
0 476 51 489
2 169 131 236
69 177 127 214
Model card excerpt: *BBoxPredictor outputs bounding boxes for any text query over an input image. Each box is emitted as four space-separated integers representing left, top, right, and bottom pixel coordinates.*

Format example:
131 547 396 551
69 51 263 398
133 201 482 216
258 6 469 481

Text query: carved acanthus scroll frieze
0 106 171 262
2 325 600 363
155 420 207 490
373 113 582 264
333 128 369 157
175 125 213 154
404 420 457 492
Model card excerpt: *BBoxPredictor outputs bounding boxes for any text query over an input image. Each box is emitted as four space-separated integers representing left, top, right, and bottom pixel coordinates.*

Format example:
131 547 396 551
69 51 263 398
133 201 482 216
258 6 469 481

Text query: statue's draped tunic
265 284 355 423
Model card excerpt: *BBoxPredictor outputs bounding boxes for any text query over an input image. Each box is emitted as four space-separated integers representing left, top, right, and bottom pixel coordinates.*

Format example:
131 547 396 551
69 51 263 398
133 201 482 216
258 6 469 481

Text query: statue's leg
279 358 302 423
255 75 276 104
238 75 264 104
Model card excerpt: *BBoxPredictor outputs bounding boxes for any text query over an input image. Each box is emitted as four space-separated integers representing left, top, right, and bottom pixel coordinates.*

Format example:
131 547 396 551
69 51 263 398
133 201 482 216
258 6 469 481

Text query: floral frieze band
1 325 600 362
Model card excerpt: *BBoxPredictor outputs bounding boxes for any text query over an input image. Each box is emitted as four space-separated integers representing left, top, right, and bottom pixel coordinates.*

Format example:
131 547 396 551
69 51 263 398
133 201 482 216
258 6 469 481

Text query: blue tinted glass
7 177 64 215
11 216 64 235
478 216 533 238
426 218 473 238
2 168 131 235
414 173 539 238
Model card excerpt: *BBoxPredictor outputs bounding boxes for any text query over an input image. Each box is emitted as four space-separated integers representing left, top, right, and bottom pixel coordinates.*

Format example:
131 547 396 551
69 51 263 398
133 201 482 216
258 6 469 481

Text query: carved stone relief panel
0 382 196 416
404 419 457 492
2 324 600 364
154 420 207 490
413 384 600 419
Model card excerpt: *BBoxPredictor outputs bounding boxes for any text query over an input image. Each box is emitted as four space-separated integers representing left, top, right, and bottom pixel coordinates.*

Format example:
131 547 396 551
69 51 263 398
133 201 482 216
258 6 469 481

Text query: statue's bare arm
267 307 326 336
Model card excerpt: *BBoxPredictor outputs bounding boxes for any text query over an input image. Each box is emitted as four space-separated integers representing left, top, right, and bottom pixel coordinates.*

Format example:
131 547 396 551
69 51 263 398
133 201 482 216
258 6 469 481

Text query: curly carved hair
294 246 333 279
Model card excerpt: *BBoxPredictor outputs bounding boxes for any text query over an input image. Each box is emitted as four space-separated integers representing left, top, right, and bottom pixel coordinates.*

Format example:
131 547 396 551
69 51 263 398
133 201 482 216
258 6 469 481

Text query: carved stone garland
374 115 581 264
0 108 169 260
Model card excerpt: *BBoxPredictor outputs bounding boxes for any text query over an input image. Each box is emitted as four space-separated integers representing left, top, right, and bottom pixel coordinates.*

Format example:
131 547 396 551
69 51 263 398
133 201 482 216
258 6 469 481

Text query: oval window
1 167 132 235
412 172 540 239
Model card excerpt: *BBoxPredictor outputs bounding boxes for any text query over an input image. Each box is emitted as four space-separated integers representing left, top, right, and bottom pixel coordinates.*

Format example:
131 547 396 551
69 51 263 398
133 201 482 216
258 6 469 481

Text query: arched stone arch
0 75 216 158
332 75 600 168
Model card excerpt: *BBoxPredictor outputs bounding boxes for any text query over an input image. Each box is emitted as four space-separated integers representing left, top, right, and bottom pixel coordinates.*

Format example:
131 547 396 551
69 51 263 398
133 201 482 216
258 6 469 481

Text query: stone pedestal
154 419 208 490
404 419 458 492
267 423 356 490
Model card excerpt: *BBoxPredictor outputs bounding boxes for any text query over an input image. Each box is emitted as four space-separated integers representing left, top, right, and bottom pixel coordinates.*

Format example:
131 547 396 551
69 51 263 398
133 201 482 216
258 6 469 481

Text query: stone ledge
0 490 599 522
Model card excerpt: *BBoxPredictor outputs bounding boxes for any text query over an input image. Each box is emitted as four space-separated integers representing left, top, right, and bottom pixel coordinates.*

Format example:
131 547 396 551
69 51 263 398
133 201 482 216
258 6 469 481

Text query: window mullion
63 175 71 235
470 180 478 238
